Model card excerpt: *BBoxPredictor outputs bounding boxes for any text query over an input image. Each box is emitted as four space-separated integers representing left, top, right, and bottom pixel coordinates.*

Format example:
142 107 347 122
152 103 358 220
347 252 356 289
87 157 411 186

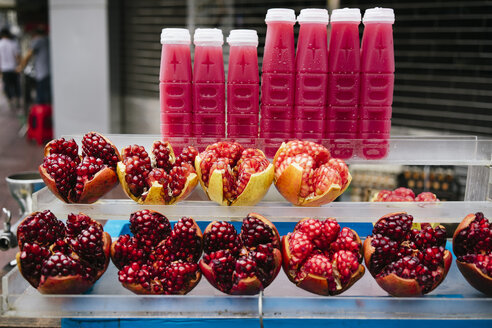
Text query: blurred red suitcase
27 104 53 145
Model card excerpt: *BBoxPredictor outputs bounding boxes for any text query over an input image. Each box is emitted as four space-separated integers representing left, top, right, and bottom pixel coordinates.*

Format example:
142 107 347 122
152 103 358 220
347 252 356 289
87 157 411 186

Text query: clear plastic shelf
2 249 492 319
65 134 492 166
32 186 491 223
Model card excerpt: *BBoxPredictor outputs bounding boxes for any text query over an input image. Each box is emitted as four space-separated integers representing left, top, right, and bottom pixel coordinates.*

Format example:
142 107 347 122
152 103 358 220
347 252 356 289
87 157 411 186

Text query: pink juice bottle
159 28 193 138
227 29 260 139
193 28 225 138
260 8 296 156
359 7 395 159
294 8 329 142
327 8 361 159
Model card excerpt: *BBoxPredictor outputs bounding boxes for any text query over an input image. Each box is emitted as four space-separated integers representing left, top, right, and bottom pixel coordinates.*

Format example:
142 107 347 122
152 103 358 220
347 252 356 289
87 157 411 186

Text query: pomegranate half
282 217 365 295
199 213 282 294
372 187 439 202
111 210 202 294
195 141 274 206
273 140 351 206
363 212 452 296
452 212 492 295
117 141 198 205
16 211 111 294
39 132 120 203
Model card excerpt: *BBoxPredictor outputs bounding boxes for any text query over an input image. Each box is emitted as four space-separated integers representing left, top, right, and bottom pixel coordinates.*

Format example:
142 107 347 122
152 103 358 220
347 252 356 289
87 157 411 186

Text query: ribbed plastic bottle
193 28 225 138
327 8 361 159
359 8 395 159
227 29 260 139
294 8 329 142
159 28 193 138
260 8 296 155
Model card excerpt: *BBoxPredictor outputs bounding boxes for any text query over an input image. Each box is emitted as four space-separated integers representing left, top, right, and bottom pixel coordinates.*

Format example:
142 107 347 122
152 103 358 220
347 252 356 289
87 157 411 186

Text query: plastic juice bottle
294 8 329 142
327 8 361 159
359 7 395 159
227 29 260 139
159 28 193 138
193 28 225 138
260 8 296 156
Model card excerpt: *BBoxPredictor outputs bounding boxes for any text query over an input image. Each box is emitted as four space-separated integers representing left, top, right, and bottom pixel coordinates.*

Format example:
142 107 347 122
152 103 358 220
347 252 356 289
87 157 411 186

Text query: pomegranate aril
241 214 276 248
296 218 340 250
175 146 198 167
82 132 119 169
326 158 349 188
18 243 51 286
152 141 173 172
331 227 360 255
372 213 413 242
369 234 399 275
43 154 77 199
112 235 147 270
236 155 269 196
18 210 66 247
130 210 171 251
235 255 257 279
204 221 240 255
310 164 342 196
413 225 447 249
47 138 80 163
333 250 360 284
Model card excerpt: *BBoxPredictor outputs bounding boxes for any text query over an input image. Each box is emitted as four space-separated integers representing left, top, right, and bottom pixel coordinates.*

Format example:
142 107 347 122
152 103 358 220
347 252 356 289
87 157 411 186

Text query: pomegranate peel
195 142 274 206
452 212 492 295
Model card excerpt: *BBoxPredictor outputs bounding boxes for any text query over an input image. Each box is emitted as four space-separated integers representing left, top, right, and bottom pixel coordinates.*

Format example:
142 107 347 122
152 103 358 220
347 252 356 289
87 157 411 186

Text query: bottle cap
160 28 191 45
227 29 259 46
297 8 329 24
330 8 361 23
193 28 224 46
265 8 296 23
363 7 395 23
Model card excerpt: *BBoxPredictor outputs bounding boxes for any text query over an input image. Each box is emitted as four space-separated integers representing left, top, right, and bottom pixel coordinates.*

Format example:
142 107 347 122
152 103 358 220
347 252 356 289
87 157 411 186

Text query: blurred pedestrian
17 25 51 104
0 27 21 110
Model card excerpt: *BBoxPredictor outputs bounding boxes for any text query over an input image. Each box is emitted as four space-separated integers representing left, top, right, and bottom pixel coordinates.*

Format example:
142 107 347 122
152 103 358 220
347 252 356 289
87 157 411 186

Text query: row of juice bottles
159 7 394 158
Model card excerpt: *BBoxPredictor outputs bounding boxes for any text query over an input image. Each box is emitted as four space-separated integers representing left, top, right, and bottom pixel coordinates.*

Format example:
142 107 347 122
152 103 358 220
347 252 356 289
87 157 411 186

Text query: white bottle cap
297 8 329 24
160 28 191 45
265 8 296 23
227 29 259 47
193 28 224 46
363 7 395 24
330 8 361 23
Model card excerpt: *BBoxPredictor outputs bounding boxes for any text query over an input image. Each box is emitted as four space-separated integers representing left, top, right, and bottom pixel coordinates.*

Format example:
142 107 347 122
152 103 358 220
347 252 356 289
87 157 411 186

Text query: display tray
33 186 492 223
2 236 491 320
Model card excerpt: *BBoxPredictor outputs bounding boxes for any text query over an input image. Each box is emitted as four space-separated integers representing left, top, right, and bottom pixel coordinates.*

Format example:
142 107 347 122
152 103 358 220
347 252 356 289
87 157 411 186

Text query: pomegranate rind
375 273 423 297
456 261 492 296
231 276 263 295
117 161 197 205
39 165 69 203
273 142 351 207
452 213 492 296
231 164 274 206
72 167 118 203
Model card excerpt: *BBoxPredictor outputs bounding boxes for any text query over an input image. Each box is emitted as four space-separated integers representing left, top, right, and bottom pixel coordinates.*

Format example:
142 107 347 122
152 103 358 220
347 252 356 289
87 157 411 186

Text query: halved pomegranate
39 132 120 203
452 212 492 295
117 141 198 205
195 142 274 206
372 187 439 202
282 218 364 295
273 140 351 206
363 212 452 296
111 210 202 294
199 213 282 294
16 211 111 294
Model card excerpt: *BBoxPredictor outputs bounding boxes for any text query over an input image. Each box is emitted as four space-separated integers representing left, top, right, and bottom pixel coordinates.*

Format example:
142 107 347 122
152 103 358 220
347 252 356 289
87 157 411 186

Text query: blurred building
33 0 492 136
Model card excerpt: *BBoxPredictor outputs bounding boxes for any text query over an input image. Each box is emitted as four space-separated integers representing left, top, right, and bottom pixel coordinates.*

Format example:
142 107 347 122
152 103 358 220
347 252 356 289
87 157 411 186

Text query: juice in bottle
359 7 395 159
327 8 361 159
159 28 193 138
294 8 329 142
260 8 296 156
227 29 259 139
193 28 225 138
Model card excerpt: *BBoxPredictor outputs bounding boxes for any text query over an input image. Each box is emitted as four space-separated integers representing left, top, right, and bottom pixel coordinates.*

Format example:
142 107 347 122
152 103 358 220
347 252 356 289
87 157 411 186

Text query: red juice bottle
327 8 361 159
294 8 329 142
260 8 296 156
193 28 225 138
359 7 395 159
227 29 260 139
159 28 193 138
